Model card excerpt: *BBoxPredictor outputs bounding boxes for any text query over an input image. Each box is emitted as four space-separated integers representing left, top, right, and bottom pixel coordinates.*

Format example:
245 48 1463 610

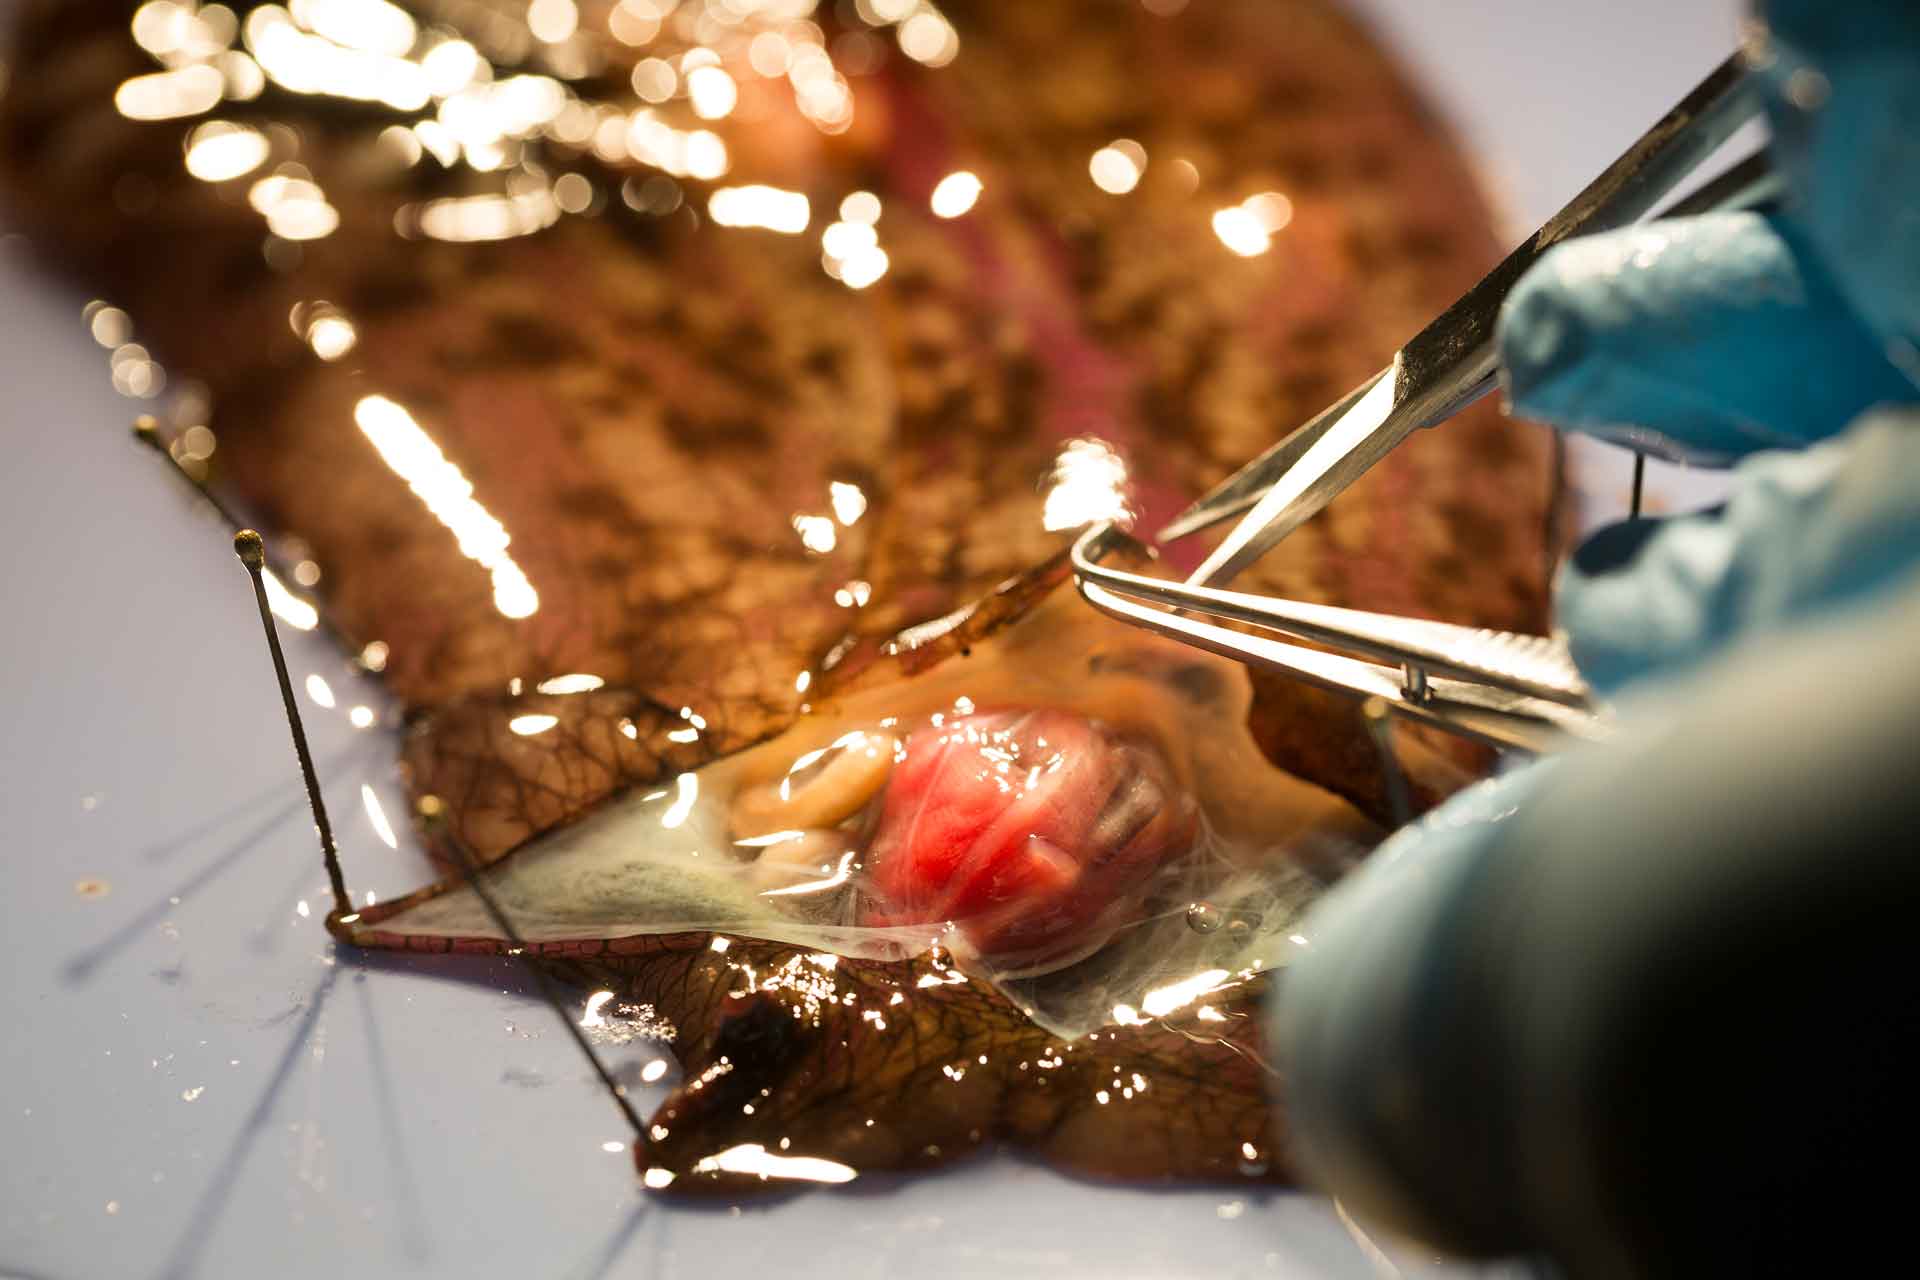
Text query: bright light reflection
708 185 810 234
526 0 579 43
420 39 482 97
436 75 567 159
115 64 224 121
133 1 234 61
413 120 459 166
1212 194 1290 258
509 713 559 736
360 783 398 848
685 65 737 119
839 191 880 224
622 112 729 180
409 188 559 243
792 514 837 554
219 51 267 100
553 173 593 214
735 829 808 849
536 673 605 695
820 220 877 260
580 990 615 1028
748 32 790 76
262 568 319 630
837 246 889 289
609 1 661 47
641 1059 669 1083
245 6 429 112
249 173 339 241
631 57 676 102
1212 206 1269 257
87 304 132 348
287 0 416 57
759 851 858 897
307 313 358 360
1042 438 1133 531
897 11 959 66
660 773 698 829
305 673 336 708
829 481 867 525
692 1143 857 1184
929 170 982 218
354 394 539 618
1141 968 1232 1018
787 39 852 133
349 705 376 728
1090 140 1146 194
1245 191 1294 233
185 122 270 182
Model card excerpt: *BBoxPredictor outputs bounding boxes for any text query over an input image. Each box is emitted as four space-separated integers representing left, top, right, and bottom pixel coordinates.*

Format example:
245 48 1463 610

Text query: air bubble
1185 901 1222 934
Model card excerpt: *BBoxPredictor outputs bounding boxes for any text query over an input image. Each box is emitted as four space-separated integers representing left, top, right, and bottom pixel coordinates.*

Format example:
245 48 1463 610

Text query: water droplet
1185 901 1223 933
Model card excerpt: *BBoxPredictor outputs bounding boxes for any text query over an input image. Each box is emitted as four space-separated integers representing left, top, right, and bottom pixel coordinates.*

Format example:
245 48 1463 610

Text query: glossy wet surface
0 0 1572 1195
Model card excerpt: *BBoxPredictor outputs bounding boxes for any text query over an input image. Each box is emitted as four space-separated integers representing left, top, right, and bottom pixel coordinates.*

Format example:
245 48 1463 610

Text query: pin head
131 414 162 449
233 528 266 570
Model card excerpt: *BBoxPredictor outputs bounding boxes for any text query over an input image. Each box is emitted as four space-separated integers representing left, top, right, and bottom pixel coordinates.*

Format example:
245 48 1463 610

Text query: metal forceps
1075 53 1782 753
1163 53 1780 582
1072 524 1601 754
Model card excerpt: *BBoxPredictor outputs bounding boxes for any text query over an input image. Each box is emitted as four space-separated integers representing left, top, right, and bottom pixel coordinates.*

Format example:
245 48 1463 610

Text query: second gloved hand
1272 2 1920 1271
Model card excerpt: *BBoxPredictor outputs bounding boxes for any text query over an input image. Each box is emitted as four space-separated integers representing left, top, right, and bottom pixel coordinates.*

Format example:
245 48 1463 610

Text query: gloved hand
1497 0 1920 693
1272 2 1920 1273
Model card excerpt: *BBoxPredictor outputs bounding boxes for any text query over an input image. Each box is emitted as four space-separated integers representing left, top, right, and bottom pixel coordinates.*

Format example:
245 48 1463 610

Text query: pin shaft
1361 696 1413 829
234 530 352 919
1630 452 1647 520
135 415 251 532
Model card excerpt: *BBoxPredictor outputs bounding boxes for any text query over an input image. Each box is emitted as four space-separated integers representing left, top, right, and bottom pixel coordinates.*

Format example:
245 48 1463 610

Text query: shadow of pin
137 741 367 866
65 740 378 984
152 964 341 1280
562 1202 649 1280
351 959 434 1265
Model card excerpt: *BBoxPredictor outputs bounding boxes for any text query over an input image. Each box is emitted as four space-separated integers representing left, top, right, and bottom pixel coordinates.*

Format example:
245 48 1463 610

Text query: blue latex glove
1491 6 1920 692
1758 0 1920 357
1273 3 1920 1269
1282 575 1920 1267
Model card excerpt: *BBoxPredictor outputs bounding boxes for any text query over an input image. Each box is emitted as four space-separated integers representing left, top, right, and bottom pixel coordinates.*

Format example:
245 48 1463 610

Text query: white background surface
0 2 1738 1277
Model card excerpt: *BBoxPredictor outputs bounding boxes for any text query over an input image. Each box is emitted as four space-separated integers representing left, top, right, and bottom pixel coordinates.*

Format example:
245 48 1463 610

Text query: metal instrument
1072 525 1605 753
1160 53 1781 586
1074 53 1786 753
